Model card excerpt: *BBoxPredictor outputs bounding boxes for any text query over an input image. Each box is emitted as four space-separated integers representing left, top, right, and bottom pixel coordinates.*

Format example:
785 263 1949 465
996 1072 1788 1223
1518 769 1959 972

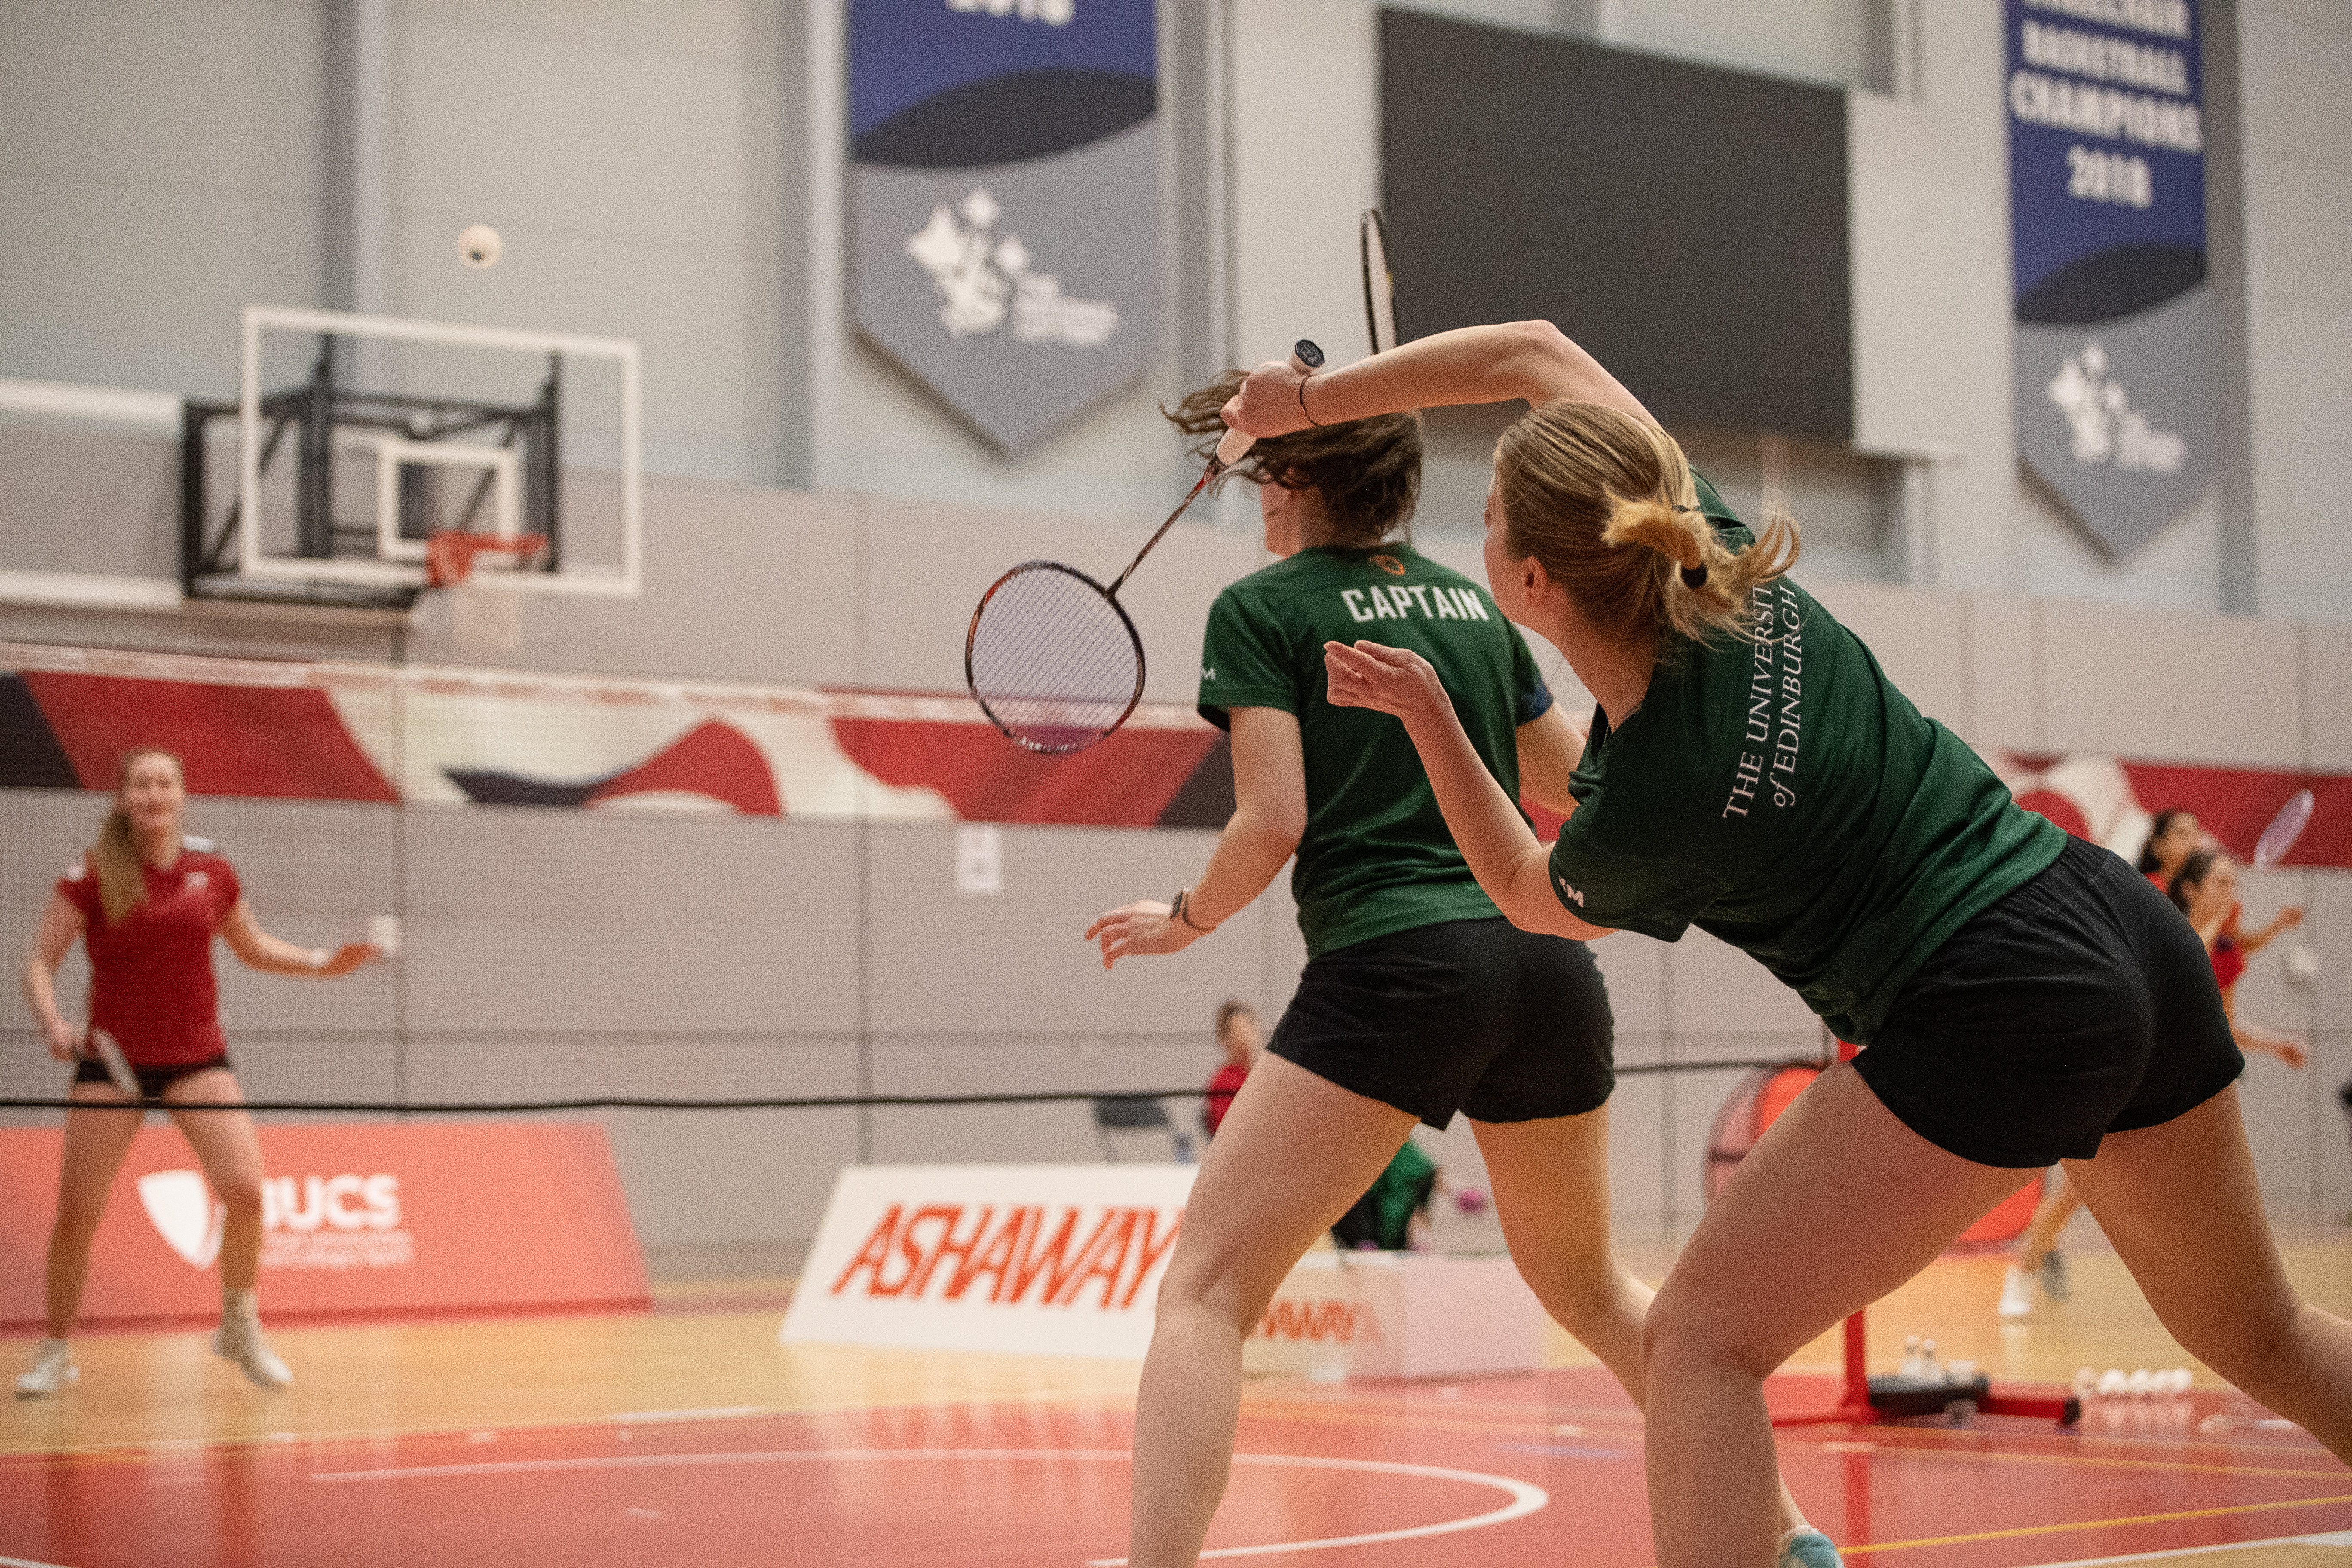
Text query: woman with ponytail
1085 376 1836 1568
16 748 378 1397
1221 321 2352 1566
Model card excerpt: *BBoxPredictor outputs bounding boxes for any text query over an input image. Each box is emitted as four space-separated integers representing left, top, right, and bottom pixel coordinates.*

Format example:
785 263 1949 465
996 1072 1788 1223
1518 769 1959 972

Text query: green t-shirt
1547 478 2066 1044
1199 543 1553 956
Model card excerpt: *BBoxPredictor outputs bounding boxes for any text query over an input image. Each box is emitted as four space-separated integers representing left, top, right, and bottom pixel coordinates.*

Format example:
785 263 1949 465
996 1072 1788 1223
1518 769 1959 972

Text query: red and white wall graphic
0 1121 649 1329
3 640 2346 857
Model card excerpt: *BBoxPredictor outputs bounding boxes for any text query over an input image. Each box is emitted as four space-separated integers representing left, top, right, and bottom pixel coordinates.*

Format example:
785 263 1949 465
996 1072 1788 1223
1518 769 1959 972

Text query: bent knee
1641 1282 1785 1382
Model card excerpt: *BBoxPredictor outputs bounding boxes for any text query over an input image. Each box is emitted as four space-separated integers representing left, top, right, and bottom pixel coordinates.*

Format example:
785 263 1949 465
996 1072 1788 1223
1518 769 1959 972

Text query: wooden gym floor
3 1230 2350 1567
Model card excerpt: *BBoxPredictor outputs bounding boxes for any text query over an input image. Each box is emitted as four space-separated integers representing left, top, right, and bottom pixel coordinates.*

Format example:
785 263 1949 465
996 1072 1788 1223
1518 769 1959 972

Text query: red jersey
58 845 241 1066
2210 939 2245 992
1204 1062 1249 1136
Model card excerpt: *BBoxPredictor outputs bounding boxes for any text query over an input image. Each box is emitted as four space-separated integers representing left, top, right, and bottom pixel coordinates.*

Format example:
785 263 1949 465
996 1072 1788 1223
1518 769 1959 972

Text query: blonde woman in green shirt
1220 319 2352 1567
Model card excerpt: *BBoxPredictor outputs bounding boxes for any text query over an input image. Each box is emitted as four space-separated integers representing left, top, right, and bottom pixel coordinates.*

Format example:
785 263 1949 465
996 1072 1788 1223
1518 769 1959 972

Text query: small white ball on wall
458 224 503 269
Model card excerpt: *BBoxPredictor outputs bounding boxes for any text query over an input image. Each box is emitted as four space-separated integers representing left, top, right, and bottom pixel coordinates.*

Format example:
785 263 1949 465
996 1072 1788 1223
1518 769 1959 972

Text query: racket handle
1213 340 1324 471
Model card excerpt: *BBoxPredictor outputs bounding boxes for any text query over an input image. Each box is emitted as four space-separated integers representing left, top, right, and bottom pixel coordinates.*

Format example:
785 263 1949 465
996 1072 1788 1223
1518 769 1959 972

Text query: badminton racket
1361 208 1396 356
82 1026 141 1099
966 339 1326 753
2252 788 2315 871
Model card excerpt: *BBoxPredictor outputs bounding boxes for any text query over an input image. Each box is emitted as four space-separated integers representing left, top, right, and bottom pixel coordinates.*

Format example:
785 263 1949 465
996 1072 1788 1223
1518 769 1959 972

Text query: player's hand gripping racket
1361 208 1396 355
2253 788 2315 871
81 1026 141 1099
965 340 1326 753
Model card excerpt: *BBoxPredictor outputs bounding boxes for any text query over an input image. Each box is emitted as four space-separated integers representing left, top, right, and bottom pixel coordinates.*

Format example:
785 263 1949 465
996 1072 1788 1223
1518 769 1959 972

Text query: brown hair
1164 373 1421 547
2167 846 2229 915
1492 401 1800 652
91 747 184 927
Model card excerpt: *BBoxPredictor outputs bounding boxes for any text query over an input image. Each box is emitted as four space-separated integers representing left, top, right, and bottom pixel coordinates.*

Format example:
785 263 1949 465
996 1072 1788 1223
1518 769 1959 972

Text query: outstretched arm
219 900 377 977
1086 706 1307 967
1223 320 1653 441
1324 640 1614 942
2239 905 2303 956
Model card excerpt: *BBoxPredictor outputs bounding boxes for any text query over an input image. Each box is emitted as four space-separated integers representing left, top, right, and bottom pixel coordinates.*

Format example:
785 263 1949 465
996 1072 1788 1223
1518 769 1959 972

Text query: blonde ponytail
1494 400 1801 653
90 747 184 927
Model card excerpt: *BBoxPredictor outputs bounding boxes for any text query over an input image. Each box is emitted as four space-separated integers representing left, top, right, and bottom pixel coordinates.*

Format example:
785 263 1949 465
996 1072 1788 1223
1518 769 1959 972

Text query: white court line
2026 1529 2352 1567
0 1555 80 1568
309 1446 1547 1561
606 1406 765 1424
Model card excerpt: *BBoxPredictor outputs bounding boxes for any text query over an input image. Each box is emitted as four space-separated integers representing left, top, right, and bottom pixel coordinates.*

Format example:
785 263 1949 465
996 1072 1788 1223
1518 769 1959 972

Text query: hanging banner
2006 0 2209 555
849 1 1159 456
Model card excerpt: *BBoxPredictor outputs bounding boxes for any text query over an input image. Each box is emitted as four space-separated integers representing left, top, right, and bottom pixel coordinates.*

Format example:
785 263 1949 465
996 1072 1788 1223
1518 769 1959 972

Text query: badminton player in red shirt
15 748 378 1397
1201 1001 1260 1138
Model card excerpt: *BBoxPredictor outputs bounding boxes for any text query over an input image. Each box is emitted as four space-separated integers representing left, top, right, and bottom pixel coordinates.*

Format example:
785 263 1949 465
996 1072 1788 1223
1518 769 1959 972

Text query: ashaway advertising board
2007 0 2209 555
849 0 1159 454
0 1122 648 1328
782 1164 1194 1359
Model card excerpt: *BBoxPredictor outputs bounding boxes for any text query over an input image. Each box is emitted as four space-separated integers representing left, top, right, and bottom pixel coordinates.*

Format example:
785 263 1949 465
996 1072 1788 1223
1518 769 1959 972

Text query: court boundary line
2023 1528 2352 1566
1839 1494 2352 1556
303 1446 1547 1562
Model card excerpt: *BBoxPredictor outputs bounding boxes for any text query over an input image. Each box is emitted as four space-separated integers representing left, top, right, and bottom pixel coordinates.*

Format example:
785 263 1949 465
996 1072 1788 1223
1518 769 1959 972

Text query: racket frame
965 559 1146 755
1360 208 1396 356
2252 787 2316 871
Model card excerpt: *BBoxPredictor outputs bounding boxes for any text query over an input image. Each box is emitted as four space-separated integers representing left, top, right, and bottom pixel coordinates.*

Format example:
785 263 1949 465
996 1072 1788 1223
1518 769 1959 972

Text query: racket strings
968 566 1143 752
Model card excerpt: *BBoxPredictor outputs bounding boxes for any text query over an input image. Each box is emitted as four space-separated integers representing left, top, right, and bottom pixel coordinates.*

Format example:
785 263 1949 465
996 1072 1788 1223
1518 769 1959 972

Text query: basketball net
427 532 545 656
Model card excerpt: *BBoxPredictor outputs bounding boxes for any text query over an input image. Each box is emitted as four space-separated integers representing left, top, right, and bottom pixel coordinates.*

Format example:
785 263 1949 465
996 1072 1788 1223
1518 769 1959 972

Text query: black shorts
1268 916 1614 1129
73 1053 233 1101
1853 836 2242 1168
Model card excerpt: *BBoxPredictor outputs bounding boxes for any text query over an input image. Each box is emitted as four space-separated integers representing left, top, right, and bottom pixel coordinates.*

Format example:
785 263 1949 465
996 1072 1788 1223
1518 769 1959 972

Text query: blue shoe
1780 1528 1844 1568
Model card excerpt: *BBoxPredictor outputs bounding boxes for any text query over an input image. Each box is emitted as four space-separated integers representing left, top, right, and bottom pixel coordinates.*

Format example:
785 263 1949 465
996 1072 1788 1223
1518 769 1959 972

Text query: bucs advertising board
2006 0 2210 555
0 1122 647 1328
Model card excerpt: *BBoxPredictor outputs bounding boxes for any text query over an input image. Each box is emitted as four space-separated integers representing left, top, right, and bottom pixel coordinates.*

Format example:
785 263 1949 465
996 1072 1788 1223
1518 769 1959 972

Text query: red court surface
5 1366 2349 1567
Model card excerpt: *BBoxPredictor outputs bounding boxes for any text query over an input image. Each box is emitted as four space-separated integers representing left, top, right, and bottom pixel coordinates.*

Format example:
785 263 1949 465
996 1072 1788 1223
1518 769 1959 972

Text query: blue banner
848 1 1159 456
2007 0 2209 555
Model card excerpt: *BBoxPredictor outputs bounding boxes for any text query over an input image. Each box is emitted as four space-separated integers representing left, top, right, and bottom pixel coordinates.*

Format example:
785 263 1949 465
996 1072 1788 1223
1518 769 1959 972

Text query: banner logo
260 1172 415 1272
2046 341 2185 473
903 188 1120 348
137 1170 224 1270
829 1201 1179 1311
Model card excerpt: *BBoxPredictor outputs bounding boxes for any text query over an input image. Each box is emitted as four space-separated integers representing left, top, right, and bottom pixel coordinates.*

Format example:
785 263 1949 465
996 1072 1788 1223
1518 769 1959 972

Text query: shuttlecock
2166 1368 2194 1395
2127 1368 2153 1398
2097 1368 2128 1398
1919 1339 1944 1384
2073 1366 2099 1397
1900 1336 1923 1381
458 224 503 269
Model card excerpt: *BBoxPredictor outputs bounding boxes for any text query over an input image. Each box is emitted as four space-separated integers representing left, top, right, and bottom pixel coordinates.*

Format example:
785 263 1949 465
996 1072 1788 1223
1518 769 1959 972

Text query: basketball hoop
426 530 547 588
427 531 545 654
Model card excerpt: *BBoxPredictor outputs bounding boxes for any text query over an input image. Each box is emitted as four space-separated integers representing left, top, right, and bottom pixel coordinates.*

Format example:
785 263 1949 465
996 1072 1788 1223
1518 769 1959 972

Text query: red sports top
2210 939 2245 992
1204 1062 1249 1137
58 847 241 1066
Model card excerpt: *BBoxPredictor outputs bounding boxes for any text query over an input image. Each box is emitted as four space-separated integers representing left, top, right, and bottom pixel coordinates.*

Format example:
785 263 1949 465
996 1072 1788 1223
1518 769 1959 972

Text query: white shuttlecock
2097 1368 2128 1397
2073 1366 2099 1397
2127 1368 2153 1398
458 224 503 269
2166 1368 2194 1395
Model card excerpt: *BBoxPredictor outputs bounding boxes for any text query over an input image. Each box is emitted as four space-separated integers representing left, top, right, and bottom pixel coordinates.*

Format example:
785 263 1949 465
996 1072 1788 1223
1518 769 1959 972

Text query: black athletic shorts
1267 916 1614 1129
74 1053 233 1101
1853 835 2242 1168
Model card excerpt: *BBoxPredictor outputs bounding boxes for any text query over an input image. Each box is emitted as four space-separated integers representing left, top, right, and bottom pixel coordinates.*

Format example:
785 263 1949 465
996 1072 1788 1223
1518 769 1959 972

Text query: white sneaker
15 1338 77 1397
213 1313 293 1388
1997 1265 2034 1320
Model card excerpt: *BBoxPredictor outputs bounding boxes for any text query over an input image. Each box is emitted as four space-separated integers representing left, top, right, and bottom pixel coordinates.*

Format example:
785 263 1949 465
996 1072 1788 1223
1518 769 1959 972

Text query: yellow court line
1837 1492 2352 1556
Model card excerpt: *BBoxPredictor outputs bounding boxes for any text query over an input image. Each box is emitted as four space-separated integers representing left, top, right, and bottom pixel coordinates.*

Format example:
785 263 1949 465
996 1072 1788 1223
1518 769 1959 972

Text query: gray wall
4 0 2344 611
